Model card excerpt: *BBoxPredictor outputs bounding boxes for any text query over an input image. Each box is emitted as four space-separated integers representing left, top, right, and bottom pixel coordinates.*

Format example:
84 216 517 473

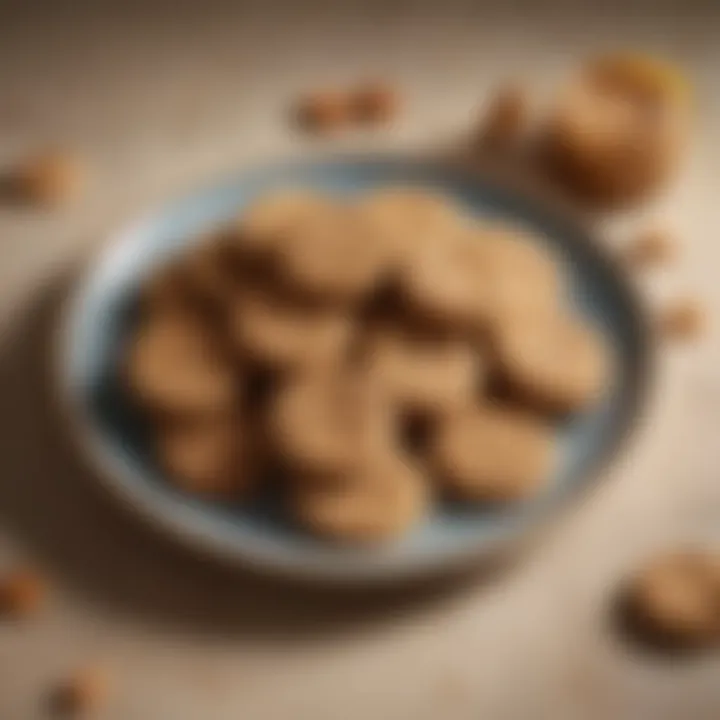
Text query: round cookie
155 415 255 497
493 314 610 414
142 238 236 314
626 550 720 648
271 369 391 479
480 228 561 321
358 187 468 260
234 190 331 257
400 230 496 332
365 326 482 419
277 203 392 303
125 311 236 417
293 451 430 543
430 405 555 502
182 236 239 307
230 287 352 372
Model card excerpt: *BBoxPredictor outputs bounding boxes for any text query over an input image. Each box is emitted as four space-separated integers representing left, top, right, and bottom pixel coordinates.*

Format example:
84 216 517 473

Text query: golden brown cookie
358 187 467 265
626 550 720 648
493 314 610 414
182 236 239 305
480 228 561 321
156 415 255 497
142 237 237 315
277 203 391 303
402 227 560 333
430 405 555 502
293 451 429 543
399 229 495 332
271 369 391 479
141 262 185 313
365 326 481 418
125 312 236 417
230 287 352 372
234 190 332 257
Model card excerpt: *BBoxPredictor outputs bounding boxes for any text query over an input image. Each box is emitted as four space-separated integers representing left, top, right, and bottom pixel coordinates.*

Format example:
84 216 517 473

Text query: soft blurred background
1 0 720 718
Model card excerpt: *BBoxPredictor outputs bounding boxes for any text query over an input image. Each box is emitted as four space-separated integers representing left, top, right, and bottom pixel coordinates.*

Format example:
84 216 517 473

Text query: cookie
141 260 189 312
430 405 555 502
277 203 391 303
293 451 429 543
358 187 467 265
626 550 720 648
234 190 332 257
271 369 391 479
479 229 560 321
125 312 236 417
156 415 255 497
142 238 237 315
230 287 352 372
365 326 482 419
359 187 466 237
182 236 239 306
492 314 610 414
400 230 496 332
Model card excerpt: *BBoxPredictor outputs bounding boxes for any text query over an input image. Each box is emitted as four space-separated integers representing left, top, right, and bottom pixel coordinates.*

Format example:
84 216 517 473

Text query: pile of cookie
124 188 611 544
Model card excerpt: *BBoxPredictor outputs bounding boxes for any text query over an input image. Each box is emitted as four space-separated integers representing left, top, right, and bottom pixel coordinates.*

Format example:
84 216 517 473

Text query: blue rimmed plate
59 155 652 584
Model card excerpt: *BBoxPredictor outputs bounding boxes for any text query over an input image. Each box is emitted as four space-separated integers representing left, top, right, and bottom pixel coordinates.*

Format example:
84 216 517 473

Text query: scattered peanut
624 229 675 268
294 91 350 134
0 568 45 617
50 666 110 716
476 84 528 150
659 299 704 341
7 150 84 206
350 81 399 125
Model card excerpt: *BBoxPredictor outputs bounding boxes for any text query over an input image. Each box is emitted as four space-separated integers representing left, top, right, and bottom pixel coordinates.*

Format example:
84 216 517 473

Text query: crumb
50 666 110 716
350 81 399 125
476 84 528 150
0 568 45 617
7 150 84 206
294 91 350 134
659 299 704 341
624 229 675 267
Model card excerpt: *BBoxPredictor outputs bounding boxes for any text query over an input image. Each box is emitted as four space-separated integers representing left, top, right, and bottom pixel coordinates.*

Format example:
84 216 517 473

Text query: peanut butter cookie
293 451 429 543
430 405 555 502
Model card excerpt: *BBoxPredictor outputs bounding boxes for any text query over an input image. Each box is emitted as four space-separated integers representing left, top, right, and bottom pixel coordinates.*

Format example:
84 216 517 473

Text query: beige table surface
1 1 719 718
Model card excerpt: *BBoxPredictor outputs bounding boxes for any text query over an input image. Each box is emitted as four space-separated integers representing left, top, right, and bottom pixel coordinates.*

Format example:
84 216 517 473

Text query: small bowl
59 155 652 585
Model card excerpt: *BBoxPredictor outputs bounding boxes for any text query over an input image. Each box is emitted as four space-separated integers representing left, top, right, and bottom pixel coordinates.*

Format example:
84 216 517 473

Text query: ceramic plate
59 156 652 583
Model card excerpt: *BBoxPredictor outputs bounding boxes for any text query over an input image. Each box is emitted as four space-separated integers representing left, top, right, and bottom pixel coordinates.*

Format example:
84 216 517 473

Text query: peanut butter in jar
538 54 692 209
